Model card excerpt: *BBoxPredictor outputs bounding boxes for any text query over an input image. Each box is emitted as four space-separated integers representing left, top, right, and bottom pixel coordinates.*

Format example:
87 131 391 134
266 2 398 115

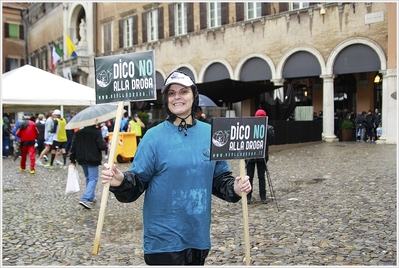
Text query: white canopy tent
2 65 96 118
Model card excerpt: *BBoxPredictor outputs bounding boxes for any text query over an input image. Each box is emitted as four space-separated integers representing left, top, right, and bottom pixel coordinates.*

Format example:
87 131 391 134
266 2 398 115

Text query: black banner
210 117 268 161
94 51 156 104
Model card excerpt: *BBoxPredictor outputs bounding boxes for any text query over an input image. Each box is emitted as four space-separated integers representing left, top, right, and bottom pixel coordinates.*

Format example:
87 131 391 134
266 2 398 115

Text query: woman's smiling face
167 84 194 118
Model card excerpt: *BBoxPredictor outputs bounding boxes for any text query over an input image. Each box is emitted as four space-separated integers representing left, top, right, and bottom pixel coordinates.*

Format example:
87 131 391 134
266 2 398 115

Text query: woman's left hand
234 175 251 196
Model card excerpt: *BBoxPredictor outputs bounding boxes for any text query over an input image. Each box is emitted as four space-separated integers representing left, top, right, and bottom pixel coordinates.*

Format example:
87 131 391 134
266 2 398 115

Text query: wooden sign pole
240 159 251 266
93 101 124 254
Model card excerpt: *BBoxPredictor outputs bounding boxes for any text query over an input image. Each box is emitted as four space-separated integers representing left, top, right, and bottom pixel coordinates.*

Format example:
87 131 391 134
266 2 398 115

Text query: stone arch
326 37 387 75
172 63 198 83
275 45 326 81
68 4 86 44
234 53 276 81
198 59 234 83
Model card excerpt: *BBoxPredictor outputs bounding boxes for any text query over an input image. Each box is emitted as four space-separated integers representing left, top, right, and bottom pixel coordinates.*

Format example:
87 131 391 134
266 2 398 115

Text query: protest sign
210 117 268 161
210 116 268 266
93 51 155 254
94 51 156 104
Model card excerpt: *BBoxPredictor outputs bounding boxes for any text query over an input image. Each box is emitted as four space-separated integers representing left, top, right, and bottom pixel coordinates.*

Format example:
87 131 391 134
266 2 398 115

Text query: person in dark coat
365 110 375 142
245 109 275 204
70 125 106 209
2 116 13 158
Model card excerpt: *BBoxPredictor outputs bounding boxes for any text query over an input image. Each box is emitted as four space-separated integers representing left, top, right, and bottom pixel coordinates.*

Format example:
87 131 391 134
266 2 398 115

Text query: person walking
245 109 275 204
35 114 46 159
46 109 68 169
38 110 57 165
70 125 107 209
16 113 39 174
100 70 251 265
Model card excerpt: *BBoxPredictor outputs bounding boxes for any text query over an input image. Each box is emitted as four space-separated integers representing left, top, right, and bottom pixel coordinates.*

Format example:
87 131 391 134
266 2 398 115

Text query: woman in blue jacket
101 70 251 265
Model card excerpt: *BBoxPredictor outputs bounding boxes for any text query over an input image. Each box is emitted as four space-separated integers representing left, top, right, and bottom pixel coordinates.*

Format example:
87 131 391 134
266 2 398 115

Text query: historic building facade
15 2 398 144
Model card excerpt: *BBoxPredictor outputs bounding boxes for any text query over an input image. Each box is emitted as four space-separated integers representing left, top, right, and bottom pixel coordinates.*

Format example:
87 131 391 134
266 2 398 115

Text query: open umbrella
198 94 217 107
65 103 125 130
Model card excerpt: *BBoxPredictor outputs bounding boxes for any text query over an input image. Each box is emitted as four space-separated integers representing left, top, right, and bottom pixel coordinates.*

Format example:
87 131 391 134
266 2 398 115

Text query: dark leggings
144 248 209 265
246 159 267 199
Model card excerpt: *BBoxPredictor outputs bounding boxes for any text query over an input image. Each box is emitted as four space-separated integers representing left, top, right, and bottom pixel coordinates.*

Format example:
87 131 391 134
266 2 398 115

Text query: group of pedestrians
355 108 382 143
2 109 72 174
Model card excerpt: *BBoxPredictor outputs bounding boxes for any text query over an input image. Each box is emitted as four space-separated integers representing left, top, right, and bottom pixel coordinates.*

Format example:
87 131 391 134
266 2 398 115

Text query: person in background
65 111 76 155
120 113 128 132
365 109 375 143
373 108 381 141
38 110 57 165
100 122 109 160
16 112 39 174
70 124 107 209
100 70 251 265
35 114 46 160
195 106 210 123
128 113 146 145
46 109 67 169
245 109 275 204
2 116 13 158
355 111 367 142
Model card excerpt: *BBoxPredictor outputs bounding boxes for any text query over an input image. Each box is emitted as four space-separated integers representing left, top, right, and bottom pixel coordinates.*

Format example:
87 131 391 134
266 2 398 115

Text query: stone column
377 69 397 144
321 74 338 142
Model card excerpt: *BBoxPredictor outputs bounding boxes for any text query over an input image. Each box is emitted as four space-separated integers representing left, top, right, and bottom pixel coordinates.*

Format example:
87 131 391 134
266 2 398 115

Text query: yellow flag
65 34 77 57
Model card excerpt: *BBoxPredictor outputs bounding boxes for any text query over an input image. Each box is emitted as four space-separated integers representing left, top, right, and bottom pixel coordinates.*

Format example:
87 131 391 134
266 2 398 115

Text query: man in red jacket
16 113 39 174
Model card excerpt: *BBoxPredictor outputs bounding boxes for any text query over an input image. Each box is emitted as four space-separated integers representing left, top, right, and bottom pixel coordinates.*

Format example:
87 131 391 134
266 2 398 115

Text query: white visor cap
161 71 194 93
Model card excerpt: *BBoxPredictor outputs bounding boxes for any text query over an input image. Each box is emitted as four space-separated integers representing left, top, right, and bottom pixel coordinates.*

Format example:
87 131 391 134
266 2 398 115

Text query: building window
102 22 112 53
208 2 221 28
124 17 134 47
245 2 261 20
5 58 19 72
175 3 187 35
148 9 158 42
290 2 310 10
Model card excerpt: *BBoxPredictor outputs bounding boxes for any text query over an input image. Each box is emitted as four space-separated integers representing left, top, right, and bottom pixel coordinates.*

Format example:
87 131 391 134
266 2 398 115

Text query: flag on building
65 34 77 57
51 44 64 73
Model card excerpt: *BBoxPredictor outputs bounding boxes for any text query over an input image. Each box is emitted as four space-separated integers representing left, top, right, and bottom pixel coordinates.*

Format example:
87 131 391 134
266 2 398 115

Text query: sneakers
55 160 63 166
35 159 44 166
43 155 48 162
44 163 53 169
20 167 26 172
79 200 92 209
61 165 67 170
30 170 35 174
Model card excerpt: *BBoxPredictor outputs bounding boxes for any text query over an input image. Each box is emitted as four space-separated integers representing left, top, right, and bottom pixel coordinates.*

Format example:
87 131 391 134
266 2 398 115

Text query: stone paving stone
2 142 396 266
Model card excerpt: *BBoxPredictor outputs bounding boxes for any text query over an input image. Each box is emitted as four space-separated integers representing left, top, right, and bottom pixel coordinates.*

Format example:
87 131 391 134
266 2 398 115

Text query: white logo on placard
96 68 113 88
212 130 229 147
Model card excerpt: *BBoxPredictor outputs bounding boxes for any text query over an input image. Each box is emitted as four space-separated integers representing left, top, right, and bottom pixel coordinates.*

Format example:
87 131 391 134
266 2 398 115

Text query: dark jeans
3 135 10 157
144 248 209 265
246 159 267 200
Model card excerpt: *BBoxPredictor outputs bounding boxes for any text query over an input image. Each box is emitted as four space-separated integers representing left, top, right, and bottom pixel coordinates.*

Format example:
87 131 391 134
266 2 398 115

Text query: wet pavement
2 142 397 266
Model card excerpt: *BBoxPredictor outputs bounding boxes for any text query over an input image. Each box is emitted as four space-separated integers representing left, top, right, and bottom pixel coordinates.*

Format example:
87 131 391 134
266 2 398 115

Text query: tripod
263 159 279 212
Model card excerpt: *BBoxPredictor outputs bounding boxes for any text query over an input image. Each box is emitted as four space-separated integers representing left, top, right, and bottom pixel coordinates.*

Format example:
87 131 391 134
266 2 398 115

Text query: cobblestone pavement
2 142 397 266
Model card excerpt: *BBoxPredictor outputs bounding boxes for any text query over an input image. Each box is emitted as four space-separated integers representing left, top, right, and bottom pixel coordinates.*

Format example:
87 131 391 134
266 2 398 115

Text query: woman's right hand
101 163 124 187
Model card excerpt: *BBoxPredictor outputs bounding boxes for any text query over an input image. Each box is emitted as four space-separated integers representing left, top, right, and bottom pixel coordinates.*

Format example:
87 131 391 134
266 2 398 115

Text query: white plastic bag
65 165 80 194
